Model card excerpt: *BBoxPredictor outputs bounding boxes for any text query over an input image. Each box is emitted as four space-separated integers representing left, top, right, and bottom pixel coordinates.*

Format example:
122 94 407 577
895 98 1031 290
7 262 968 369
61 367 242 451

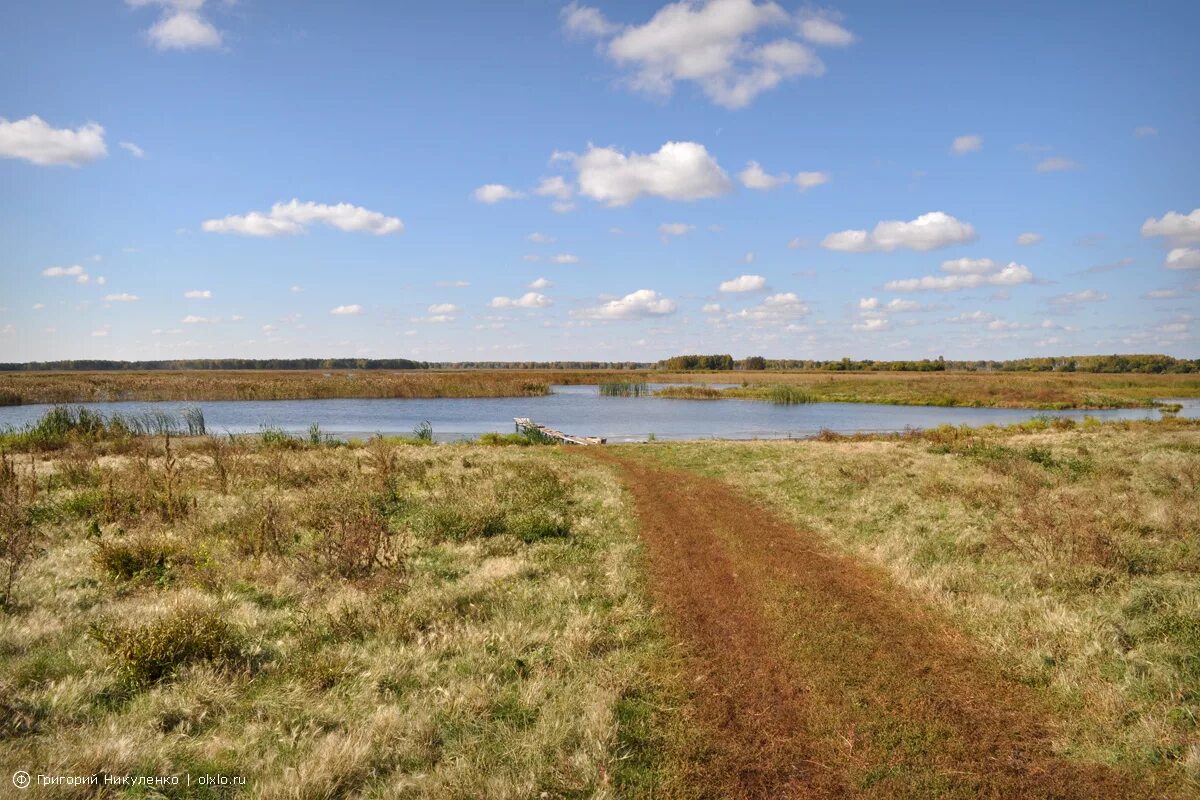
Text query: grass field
1 413 1197 796
2 369 1198 409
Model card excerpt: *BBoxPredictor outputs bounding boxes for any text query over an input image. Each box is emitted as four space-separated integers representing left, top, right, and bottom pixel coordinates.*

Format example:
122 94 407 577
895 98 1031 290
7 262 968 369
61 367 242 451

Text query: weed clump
91 605 247 688
94 534 191 584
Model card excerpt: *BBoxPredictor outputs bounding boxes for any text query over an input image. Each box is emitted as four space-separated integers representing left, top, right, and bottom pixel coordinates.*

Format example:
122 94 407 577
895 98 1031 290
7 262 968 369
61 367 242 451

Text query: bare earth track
586 448 1173 800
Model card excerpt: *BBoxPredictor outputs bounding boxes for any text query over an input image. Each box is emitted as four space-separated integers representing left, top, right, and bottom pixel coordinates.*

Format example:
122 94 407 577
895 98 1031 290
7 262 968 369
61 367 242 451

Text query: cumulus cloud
1144 289 1180 299
574 289 677 319
793 171 829 191
858 297 880 310
564 141 732 206
738 160 789 189
528 277 553 289
41 265 86 279
719 274 767 292
1142 208 1200 246
951 134 982 155
527 232 555 243
797 11 855 46
658 222 694 239
103 293 140 302
202 200 403 236
184 289 211 299
129 0 223 50
1166 248 1200 270
564 0 843 108
534 176 573 200
428 303 459 315
473 184 524 204
1050 289 1107 306
1035 156 1080 173
490 292 552 309
1016 232 1043 246
885 261 1034 292
703 303 723 313
551 254 581 264
940 257 997 274
0 115 107 166
852 317 889 332
330 304 363 316
822 211 976 252
181 314 210 324
727 291 809 322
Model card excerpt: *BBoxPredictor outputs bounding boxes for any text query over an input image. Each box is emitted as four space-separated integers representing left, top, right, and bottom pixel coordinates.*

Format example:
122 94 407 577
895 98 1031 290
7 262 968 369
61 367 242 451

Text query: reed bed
598 381 650 397
0 370 551 405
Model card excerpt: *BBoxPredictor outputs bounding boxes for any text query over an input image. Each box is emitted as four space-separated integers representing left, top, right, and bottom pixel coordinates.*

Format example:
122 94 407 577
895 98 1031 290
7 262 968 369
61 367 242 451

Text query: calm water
1 385 1194 442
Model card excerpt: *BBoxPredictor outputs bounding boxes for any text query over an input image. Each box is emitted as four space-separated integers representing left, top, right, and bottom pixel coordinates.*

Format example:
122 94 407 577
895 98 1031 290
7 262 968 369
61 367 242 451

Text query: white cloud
940 257 997 274
567 141 732 206
534 176 573 200
719 274 767 292
574 289 677 319
1050 289 1106 306
1165 248 1200 270
852 318 889 332
793 171 829 191
551 253 581 264
527 232 555 243
728 291 809 322
743 251 755 263
91 326 110 337
1144 289 1180 299
330 304 363 316
490 292 552 309
528 277 553 289
885 262 1034 292
473 184 524 204
1016 232 1043 246
658 222 694 238
951 134 982 155
787 237 805 249
561 2 620 37
184 289 211 299
130 1 223 50
797 12 855 46
0 115 107 166
1035 157 1080 173
436 280 471 288
822 211 976 252
428 303 458 315
1142 209 1200 246
858 297 880 310
41 265 86 278
948 311 995 323
119 141 145 158
32 303 45 310
202 199 404 236
1134 126 1158 138
289 285 303 293
885 298 922 312
738 160 789 189
103 293 140 302
702 303 722 313
181 315 210 324
570 0 837 108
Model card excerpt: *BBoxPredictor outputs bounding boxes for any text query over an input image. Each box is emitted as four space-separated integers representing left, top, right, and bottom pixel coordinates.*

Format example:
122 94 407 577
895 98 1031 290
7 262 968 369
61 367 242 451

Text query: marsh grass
599 380 650 397
640 418 1200 789
0 414 668 796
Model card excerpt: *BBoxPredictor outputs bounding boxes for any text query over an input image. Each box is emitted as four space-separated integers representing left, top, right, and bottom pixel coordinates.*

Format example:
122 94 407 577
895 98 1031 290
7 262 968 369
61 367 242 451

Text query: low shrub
91 605 247 688
94 534 190 584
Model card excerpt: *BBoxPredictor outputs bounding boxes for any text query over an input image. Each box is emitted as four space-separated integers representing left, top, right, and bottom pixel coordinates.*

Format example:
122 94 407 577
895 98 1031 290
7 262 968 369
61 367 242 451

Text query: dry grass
0 370 551 404
639 418 1200 790
2 369 1198 409
0 433 670 796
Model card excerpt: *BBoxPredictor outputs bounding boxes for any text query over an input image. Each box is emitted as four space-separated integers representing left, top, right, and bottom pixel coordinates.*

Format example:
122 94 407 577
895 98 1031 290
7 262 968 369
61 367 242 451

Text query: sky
1 0 1198 363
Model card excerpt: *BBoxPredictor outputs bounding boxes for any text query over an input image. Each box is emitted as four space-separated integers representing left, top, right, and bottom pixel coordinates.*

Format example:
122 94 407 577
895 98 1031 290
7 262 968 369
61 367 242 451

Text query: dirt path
586 448 1168 800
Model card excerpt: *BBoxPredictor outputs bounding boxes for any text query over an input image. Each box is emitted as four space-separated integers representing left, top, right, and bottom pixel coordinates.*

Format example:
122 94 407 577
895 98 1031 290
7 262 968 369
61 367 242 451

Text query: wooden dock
514 418 605 446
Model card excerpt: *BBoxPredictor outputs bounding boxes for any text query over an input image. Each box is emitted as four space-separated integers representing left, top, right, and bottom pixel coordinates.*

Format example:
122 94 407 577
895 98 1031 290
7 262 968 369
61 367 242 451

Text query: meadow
1 409 1197 796
2 369 1198 409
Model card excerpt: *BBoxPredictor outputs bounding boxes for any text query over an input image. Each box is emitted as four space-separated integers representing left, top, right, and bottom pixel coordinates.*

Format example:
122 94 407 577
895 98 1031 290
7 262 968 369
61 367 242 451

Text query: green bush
91 606 247 688
94 535 189 583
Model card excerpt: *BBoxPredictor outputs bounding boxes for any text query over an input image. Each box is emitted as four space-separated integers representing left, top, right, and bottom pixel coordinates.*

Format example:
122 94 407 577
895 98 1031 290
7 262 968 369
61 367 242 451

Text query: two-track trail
584 448 1168 800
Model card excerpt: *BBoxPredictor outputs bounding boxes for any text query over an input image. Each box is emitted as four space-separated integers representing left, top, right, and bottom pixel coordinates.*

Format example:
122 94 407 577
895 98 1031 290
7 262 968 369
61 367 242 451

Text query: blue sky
1 0 1197 362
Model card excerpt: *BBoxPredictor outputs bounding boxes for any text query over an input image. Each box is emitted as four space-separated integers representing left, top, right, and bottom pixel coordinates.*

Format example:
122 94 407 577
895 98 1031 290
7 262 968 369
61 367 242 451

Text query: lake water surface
1 385 1195 442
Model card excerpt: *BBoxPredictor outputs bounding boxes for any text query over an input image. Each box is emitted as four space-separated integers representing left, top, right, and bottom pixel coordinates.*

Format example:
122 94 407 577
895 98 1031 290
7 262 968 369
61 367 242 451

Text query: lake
0 385 1194 442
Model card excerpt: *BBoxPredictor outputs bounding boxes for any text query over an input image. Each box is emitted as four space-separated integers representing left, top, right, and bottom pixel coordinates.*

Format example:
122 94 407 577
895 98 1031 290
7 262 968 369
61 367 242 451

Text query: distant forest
0 354 1196 374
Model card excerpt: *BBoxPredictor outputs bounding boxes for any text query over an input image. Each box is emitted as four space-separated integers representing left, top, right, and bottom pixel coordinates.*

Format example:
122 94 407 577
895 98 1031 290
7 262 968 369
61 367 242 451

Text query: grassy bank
0 427 680 796
3 369 1197 409
0 370 550 405
634 418 1200 790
